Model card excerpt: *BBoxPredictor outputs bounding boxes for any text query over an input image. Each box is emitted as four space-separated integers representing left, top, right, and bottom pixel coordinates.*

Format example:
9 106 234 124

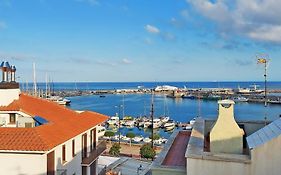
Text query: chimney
10 65 16 82
0 61 11 82
0 61 20 106
210 100 244 154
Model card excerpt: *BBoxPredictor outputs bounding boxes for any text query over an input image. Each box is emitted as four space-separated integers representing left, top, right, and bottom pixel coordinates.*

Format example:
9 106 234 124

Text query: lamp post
115 105 123 146
257 55 269 126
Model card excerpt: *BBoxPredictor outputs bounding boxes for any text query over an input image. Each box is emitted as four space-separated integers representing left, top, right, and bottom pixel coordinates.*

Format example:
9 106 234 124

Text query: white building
152 99 281 175
0 61 108 175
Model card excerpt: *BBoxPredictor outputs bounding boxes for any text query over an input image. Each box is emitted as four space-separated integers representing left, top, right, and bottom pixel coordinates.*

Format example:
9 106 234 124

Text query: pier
46 87 281 105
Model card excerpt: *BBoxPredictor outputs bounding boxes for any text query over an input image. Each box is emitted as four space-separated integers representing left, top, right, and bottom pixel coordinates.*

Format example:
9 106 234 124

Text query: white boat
154 138 168 145
143 137 152 143
97 126 106 137
124 120 135 127
184 124 193 130
121 136 130 142
233 96 248 102
150 118 162 129
160 116 169 124
163 120 175 128
144 121 152 128
47 96 71 105
133 136 143 143
189 118 196 126
107 116 119 125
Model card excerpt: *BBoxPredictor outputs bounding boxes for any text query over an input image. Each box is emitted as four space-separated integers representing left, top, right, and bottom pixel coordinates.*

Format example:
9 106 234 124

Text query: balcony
81 141 106 166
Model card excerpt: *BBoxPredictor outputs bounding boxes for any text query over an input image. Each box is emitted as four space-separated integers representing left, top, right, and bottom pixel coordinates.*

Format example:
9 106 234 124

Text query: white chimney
210 100 244 154
0 61 20 106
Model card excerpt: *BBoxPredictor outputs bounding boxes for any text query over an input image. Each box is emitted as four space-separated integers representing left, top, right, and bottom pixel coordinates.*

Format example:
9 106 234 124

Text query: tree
149 133 160 140
104 130 115 143
109 143 121 157
126 132 135 147
140 144 156 160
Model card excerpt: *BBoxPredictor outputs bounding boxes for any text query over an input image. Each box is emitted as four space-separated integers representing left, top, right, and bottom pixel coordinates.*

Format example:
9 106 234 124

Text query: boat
107 116 119 125
184 124 193 130
182 94 195 99
132 136 143 143
124 120 135 127
233 96 248 102
149 118 162 129
189 118 196 126
97 126 106 137
268 98 281 104
121 136 130 142
99 95 106 98
47 96 71 105
143 137 152 143
160 116 169 124
164 119 175 130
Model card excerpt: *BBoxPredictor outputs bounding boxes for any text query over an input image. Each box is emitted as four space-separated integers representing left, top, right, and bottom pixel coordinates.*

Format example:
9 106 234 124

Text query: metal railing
81 141 106 165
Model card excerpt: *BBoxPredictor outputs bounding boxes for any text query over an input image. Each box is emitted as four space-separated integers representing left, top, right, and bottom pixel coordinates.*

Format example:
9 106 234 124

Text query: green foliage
140 144 156 159
149 133 160 140
109 143 121 157
104 130 115 137
126 132 136 139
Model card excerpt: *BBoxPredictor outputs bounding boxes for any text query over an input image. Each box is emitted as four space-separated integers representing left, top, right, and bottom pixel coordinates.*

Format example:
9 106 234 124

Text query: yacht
164 119 176 130
149 118 162 129
143 137 152 143
107 116 119 125
132 136 143 143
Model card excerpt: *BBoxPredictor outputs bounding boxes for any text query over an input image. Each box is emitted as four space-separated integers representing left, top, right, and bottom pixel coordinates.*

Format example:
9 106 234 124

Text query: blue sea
20 81 281 138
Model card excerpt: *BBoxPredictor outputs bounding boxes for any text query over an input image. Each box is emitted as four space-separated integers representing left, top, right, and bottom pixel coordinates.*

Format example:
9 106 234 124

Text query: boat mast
33 63 37 97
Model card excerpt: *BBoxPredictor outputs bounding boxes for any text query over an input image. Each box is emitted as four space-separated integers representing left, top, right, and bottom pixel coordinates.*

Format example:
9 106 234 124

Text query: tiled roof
0 94 108 151
246 118 281 149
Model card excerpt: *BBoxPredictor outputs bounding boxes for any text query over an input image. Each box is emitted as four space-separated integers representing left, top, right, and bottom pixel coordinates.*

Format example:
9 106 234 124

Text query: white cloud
121 58 132 64
0 21 7 29
187 0 281 44
144 24 160 34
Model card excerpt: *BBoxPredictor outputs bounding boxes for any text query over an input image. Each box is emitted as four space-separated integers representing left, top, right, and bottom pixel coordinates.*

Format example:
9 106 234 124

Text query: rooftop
0 93 108 152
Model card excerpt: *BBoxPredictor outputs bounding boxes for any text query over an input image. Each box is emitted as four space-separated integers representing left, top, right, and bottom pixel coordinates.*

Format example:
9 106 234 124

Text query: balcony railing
81 141 106 166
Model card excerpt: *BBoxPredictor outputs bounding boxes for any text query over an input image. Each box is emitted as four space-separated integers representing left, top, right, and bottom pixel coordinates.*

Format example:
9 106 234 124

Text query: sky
0 0 280 82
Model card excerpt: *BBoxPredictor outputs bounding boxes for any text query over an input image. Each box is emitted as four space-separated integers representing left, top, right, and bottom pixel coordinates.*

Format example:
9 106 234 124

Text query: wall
54 125 98 175
250 135 281 175
0 153 46 175
0 88 20 106
186 158 250 175
152 167 185 175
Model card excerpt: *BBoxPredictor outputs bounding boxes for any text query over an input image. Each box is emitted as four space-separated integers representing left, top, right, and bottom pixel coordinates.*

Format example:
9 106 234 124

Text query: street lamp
115 105 123 146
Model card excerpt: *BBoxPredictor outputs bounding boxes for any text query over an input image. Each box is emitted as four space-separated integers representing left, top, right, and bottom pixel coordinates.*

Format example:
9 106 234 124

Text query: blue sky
0 0 280 82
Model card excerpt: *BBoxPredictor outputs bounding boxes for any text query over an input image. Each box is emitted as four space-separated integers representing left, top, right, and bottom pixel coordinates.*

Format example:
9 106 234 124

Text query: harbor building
0 61 108 175
151 99 281 175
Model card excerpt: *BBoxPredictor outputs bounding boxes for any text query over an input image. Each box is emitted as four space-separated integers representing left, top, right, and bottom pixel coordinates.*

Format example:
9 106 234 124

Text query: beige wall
0 89 20 106
0 153 46 175
186 158 250 175
250 135 281 175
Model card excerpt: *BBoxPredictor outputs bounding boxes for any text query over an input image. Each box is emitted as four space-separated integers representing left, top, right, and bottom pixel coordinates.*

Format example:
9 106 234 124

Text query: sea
21 81 281 139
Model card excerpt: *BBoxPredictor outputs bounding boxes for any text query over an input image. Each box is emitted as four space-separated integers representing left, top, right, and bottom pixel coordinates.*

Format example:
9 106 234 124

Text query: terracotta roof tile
0 93 108 151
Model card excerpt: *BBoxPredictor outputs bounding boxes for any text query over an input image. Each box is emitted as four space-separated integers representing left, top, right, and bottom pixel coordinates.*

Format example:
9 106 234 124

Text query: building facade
0 61 108 175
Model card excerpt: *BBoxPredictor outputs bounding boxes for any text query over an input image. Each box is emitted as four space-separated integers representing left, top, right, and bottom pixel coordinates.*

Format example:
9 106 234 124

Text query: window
9 114 16 124
72 139 75 157
25 122 33 128
62 145 66 163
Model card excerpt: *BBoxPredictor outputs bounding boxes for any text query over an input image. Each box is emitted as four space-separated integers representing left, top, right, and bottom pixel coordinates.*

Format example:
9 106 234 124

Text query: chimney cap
11 65 16 71
0 61 11 69
218 99 235 105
